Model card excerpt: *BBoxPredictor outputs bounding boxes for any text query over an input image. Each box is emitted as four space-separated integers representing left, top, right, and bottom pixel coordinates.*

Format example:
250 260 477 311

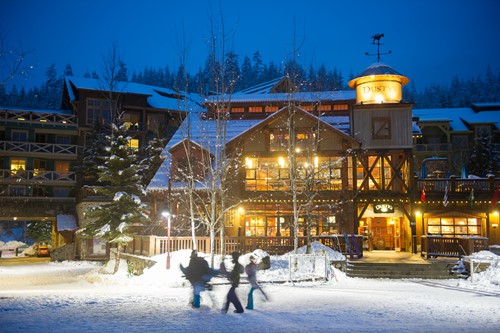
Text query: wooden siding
352 104 413 149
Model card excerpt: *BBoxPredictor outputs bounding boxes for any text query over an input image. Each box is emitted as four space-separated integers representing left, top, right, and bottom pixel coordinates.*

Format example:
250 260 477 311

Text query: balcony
0 141 79 158
0 109 77 126
0 169 76 185
417 176 498 193
415 143 451 153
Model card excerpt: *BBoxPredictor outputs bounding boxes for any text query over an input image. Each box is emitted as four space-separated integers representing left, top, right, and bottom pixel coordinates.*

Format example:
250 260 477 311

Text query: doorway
364 217 402 251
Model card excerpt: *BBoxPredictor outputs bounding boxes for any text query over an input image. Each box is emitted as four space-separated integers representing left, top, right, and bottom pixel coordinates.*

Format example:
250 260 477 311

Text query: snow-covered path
2 245 500 333
1 271 499 333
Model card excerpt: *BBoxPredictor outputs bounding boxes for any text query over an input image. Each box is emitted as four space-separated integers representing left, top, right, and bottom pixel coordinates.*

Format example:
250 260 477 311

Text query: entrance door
394 218 401 252
371 217 400 250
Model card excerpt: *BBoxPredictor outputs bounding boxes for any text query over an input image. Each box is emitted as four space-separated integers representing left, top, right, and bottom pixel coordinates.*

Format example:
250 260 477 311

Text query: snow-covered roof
57 214 78 231
348 62 410 88
65 76 203 112
147 113 262 190
208 90 356 104
413 107 500 132
320 116 351 134
0 105 73 115
204 76 355 104
236 77 286 94
148 110 356 191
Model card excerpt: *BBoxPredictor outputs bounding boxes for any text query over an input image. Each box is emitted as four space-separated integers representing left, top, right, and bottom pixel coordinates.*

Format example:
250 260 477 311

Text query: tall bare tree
0 32 33 88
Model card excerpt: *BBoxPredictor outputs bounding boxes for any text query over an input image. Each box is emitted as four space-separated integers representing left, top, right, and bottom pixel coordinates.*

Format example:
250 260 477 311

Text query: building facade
1 77 194 258
151 63 499 256
1 65 498 260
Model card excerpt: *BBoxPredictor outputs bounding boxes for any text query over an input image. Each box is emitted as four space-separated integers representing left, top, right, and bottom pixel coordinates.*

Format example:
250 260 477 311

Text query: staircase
346 261 462 279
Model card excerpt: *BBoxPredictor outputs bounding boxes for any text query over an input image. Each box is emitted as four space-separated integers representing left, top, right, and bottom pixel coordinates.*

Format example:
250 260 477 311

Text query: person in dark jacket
181 250 210 308
245 255 268 310
221 251 244 314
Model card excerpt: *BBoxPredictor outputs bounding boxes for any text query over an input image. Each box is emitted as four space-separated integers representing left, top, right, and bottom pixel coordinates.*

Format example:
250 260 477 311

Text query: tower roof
348 62 410 88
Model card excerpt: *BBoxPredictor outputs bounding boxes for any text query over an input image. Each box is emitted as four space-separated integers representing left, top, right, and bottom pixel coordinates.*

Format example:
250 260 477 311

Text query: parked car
37 243 50 257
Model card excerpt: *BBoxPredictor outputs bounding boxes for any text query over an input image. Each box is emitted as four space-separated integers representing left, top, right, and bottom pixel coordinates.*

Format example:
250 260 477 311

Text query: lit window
55 161 70 174
11 159 26 172
333 104 349 111
249 106 263 113
34 160 46 176
265 106 278 112
128 138 139 150
317 105 331 111
123 113 140 130
231 107 244 113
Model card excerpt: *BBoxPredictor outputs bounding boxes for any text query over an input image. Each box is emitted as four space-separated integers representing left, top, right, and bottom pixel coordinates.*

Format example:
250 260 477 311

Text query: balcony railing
0 110 77 126
0 141 78 156
415 143 452 152
0 169 76 183
417 176 498 193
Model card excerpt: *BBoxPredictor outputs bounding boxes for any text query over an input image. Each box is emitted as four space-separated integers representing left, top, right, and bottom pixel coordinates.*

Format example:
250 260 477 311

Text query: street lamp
161 209 171 270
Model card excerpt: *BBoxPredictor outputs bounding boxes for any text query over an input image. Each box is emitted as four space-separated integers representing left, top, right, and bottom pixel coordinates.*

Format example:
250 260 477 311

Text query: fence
421 236 489 258
124 235 364 257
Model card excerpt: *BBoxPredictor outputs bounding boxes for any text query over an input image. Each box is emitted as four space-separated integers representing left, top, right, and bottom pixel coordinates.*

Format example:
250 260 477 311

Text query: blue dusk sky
1 0 500 91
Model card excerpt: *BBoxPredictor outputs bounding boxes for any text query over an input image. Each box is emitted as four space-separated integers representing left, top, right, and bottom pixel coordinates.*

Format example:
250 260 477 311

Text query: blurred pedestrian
221 251 244 314
245 255 268 310
180 250 211 308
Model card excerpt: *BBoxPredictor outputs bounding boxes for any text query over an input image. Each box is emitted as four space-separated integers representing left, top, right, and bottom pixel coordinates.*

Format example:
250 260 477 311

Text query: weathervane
365 33 392 62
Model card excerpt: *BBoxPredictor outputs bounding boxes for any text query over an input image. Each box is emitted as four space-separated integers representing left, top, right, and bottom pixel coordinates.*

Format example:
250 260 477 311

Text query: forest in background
0 50 499 110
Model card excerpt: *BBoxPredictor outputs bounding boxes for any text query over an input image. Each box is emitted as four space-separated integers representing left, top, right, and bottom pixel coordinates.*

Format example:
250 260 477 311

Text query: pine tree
64 64 74 76
26 220 52 244
467 134 497 177
80 120 148 273
76 122 109 185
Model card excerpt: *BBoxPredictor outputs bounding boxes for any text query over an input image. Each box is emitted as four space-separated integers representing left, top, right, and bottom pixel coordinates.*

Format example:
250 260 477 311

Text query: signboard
373 203 394 214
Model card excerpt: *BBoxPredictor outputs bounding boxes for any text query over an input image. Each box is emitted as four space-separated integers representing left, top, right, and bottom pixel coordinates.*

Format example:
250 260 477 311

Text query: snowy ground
1 242 499 333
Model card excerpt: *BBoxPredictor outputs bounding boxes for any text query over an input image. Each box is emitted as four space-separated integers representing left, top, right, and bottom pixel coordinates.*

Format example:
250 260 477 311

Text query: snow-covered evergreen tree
467 134 497 177
76 122 109 185
80 120 148 273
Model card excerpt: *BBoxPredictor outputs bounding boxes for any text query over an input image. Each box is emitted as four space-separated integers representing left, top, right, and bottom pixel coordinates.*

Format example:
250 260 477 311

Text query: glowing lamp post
161 209 172 270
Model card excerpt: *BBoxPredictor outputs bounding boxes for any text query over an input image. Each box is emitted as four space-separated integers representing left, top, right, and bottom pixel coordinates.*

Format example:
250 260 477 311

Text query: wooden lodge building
1 77 191 258
1 62 499 260
149 62 500 258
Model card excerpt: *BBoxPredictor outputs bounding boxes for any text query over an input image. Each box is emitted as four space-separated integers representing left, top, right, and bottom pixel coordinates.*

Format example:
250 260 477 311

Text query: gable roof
147 112 262 190
205 76 356 105
236 77 293 94
148 107 359 191
226 105 359 147
64 76 203 112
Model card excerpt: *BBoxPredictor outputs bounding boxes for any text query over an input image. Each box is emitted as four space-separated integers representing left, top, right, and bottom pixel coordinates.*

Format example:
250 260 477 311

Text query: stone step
346 262 462 279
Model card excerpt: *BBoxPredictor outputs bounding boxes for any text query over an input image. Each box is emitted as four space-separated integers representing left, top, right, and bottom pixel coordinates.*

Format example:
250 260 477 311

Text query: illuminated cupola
348 62 409 104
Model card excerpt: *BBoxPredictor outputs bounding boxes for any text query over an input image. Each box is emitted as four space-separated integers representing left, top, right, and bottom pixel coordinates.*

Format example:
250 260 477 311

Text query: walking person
221 251 244 314
180 250 211 308
245 255 268 310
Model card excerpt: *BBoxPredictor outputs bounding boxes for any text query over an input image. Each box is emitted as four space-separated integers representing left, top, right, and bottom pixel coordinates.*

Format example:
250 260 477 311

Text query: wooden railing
0 109 78 125
0 141 78 156
415 143 452 152
417 177 498 193
0 169 76 183
125 235 363 257
421 236 489 258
